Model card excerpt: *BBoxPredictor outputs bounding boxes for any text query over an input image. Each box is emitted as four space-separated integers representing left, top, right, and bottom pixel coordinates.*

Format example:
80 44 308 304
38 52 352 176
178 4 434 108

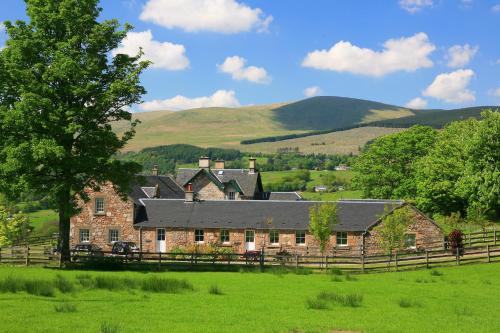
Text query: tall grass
316 291 363 307
54 274 75 293
54 302 77 313
0 276 55 297
140 276 193 293
208 285 223 295
100 321 120 333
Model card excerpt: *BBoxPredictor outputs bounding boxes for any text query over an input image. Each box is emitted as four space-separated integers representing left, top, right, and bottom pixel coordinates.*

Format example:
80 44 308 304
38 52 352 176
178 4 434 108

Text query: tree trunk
58 190 72 265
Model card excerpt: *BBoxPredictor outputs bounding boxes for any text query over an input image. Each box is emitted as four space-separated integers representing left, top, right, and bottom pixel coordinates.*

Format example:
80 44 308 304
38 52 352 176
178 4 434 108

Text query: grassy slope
0 264 499 333
26 209 58 236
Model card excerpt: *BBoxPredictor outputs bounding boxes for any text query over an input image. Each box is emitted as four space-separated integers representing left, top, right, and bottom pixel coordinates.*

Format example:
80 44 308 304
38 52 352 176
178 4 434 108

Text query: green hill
116 96 497 153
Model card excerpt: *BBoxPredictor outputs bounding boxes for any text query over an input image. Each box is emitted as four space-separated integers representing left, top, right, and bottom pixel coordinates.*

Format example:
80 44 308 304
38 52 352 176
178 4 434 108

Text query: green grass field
0 263 498 332
26 209 58 236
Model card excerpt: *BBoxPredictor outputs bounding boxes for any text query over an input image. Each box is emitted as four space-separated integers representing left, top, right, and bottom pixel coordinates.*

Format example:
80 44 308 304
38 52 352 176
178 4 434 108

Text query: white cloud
405 97 428 109
488 88 500 98
304 86 322 97
139 90 241 111
0 22 5 33
492 4 500 12
423 69 475 104
140 0 272 34
399 0 433 13
112 30 189 70
217 56 271 84
446 44 478 68
302 33 435 77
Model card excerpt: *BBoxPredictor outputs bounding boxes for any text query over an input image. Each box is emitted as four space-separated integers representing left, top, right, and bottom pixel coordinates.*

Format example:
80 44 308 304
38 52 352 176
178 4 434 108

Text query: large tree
309 202 338 255
353 126 437 199
0 0 148 262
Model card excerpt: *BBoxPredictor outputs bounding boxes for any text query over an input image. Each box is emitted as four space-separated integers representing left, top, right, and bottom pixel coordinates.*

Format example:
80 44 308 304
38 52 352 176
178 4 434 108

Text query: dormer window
228 191 236 200
94 197 105 215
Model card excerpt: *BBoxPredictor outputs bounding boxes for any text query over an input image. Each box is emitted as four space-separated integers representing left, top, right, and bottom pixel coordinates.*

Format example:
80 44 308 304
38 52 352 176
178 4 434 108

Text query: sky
0 0 499 112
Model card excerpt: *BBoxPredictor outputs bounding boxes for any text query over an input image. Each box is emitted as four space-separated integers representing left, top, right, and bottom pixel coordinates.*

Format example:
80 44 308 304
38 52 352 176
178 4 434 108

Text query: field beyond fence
1 229 498 273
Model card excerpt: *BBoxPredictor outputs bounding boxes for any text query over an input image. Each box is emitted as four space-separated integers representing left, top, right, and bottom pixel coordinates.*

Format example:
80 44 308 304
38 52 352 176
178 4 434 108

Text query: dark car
71 243 103 261
111 241 140 260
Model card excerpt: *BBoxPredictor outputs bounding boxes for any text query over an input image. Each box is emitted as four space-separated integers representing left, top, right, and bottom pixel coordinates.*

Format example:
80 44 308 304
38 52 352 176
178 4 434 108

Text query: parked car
111 241 140 260
71 243 103 261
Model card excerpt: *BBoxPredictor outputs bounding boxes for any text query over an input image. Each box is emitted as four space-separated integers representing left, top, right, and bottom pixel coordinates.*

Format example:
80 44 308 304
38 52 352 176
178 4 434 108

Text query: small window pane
195 229 204 243
95 198 105 214
269 230 279 244
157 229 165 241
245 230 255 243
295 231 305 245
220 230 230 243
336 232 348 246
109 229 119 243
228 192 235 200
79 229 90 243
404 234 416 248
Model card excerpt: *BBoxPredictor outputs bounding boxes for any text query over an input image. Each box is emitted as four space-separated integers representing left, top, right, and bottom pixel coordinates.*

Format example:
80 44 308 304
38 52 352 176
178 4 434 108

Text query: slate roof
134 199 404 232
129 176 184 205
268 192 302 201
176 168 262 197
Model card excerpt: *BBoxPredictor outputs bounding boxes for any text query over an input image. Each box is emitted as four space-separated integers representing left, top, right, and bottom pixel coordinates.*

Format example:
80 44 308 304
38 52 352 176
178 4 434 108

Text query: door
156 228 166 253
245 230 255 251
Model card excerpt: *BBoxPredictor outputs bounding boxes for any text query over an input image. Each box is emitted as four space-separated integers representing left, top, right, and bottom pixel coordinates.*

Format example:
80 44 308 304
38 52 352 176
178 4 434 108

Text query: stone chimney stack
199 157 210 169
215 159 225 169
152 165 159 176
249 157 256 174
185 183 194 202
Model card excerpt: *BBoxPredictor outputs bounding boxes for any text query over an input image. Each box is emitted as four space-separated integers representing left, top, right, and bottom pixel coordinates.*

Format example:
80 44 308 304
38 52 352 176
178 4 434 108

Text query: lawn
26 209 58 236
0 263 498 332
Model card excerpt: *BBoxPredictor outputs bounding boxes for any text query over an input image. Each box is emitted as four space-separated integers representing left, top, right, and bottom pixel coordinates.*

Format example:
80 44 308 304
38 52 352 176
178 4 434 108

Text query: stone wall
191 173 226 200
70 183 139 251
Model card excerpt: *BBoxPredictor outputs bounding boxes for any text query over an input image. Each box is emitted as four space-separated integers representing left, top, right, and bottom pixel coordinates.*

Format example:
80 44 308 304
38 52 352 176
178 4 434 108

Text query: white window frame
220 229 230 244
269 230 280 245
195 229 204 243
228 191 236 200
336 232 348 247
108 229 119 243
94 197 105 215
295 231 306 246
404 233 417 249
79 229 90 243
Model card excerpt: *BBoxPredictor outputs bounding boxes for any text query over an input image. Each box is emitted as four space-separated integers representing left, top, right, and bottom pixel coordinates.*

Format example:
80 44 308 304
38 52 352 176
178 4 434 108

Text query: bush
448 229 464 255
140 277 193 293
54 275 75 293
100 322 120 333
54 302 77 313
208 285 223 295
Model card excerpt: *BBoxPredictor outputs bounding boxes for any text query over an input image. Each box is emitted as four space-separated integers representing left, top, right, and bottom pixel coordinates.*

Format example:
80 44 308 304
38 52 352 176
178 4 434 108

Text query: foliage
375 206 413 255
0 0 147 261
308 202 338 254
433 212 465 235
0 206 30 246
448 230 464 255
353 126 437 199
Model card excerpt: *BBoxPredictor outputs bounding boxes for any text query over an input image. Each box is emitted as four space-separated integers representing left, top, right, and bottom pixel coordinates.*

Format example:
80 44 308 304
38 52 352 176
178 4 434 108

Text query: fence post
25 245 30 267
158 251 162 270
468 231 471 248
456 247 460 265
259 249 264 271
487 245 491 263
0 247 2 263
494 229 497 245
425 250 429 269
361 253 365 273
395 251 398 271
295 254 299 269
325 255 328 271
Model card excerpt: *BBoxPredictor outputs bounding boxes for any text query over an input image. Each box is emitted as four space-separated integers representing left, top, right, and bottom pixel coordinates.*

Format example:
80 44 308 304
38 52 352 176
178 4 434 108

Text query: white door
156 228 166 253
245 230 255 251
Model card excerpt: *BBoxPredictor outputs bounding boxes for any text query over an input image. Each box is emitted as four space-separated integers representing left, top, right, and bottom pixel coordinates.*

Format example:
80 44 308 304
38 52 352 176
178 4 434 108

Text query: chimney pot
199 157 210 169
249 157 256 174
185 183 194 202
215 159 225 169
152 165 159 176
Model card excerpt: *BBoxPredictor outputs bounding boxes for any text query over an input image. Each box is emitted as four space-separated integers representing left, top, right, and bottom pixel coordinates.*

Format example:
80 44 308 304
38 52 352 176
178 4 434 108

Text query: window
195 229 204 243
108 229 119 243
79 229 90 243
95 197 105 214
157 228 165 241
404 234 416 249
269 230 279 245
220 229 230 243
295 231 306 245
228 191 235 200
336 232 348 247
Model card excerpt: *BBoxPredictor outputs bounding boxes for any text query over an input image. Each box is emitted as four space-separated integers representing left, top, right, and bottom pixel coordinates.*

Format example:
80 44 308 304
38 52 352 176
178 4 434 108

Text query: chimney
199 157 210 169
215 159 225 169
185 183 194 202
152 165 159 176
249 157 256 174
153 183 160 198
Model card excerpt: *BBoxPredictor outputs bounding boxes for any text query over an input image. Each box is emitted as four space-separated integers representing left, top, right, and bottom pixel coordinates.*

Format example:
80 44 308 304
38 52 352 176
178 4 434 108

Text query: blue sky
1 0 499 111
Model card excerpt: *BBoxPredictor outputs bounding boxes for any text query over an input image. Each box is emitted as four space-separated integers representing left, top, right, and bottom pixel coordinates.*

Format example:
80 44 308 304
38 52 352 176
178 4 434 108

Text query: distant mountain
115 96 497 152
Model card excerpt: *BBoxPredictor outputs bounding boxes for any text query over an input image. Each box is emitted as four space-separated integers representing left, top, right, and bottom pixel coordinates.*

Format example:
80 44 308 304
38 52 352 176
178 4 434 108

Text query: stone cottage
70 158 444 256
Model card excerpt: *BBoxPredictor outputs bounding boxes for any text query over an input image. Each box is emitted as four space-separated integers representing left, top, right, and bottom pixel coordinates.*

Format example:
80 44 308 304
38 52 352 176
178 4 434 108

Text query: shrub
54 302 77 313
208 285 223 295
100 321 120 333
54 275 75 293
306 298 329 310
140 277 193 293
448 229 464 255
